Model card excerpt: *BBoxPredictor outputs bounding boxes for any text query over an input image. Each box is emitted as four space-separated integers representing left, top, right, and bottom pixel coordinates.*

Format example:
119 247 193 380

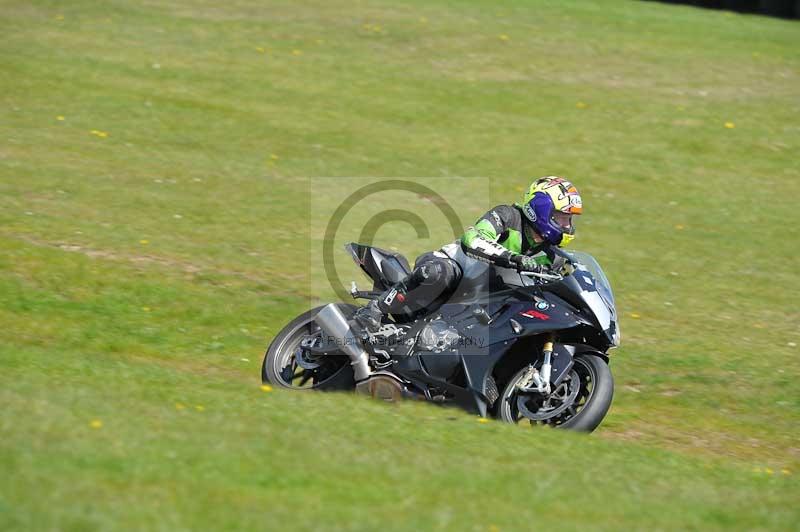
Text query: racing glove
512 254 545 273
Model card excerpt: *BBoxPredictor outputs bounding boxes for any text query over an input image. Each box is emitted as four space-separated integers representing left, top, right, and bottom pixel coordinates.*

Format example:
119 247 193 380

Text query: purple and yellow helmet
521 176 583 247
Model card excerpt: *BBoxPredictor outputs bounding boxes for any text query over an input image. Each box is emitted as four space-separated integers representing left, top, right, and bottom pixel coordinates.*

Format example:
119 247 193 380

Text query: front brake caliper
517 364 538 390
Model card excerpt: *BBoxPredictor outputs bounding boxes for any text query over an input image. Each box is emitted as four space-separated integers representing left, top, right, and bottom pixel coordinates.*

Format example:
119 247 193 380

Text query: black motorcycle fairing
392 354 479 409
418 351 461 381
424 292 588 347
541 269 618 349
389 301 589 415
345 243 411 291
460 341 516 415
486 300 591 345
382 288 593 413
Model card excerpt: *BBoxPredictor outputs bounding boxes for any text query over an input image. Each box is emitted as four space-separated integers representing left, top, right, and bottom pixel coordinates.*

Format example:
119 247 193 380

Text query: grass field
2 0 799 529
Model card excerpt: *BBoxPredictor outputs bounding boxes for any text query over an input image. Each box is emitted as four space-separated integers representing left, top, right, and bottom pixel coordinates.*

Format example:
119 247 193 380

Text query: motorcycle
262 241 620 431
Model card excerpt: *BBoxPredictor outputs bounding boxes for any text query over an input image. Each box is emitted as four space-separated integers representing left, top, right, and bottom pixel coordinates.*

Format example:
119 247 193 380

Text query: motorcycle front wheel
497 353 613 432
262 304 356 391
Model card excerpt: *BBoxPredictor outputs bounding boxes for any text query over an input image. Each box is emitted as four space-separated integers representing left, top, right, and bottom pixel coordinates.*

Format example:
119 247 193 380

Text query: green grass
1 0 799 529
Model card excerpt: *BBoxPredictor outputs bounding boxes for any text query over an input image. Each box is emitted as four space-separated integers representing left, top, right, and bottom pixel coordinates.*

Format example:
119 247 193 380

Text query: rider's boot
353 298 384 334
353 284 408 334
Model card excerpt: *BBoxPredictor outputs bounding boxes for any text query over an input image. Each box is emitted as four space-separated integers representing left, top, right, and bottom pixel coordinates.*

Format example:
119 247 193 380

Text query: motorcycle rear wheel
262 305 356 391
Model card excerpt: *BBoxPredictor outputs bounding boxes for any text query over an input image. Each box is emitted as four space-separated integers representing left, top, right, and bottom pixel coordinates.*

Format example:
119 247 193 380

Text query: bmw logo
535 300 549 310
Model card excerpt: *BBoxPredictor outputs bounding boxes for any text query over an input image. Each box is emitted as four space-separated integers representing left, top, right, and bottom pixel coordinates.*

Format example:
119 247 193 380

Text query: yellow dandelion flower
576 102 588 109
498 34 509 41
142 306 151 312
765 468 774 475
724 122 735 129
255 46 265 53
57 116 65 121
477 417 489 423
782 469 791 475
175 403 186 410
292 49 303 56
195 405 205 412
261 384 273 392
419 17 428 24
675 224 685 230
629 313 641 319
139 239 149 245
89 419 103 429
270 154 279 160
90 130 109 138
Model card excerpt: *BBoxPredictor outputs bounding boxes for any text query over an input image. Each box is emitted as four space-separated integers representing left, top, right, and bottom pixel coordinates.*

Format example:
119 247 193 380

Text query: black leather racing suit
365 204 553 321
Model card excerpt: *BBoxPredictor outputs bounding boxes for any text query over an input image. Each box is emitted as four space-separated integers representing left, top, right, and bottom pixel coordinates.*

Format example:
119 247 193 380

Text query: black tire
558 355 613 432
262 304 356 391
498 353 613 433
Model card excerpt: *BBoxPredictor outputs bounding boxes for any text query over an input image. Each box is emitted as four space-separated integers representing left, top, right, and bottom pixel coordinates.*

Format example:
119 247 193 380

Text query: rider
354 176 583 332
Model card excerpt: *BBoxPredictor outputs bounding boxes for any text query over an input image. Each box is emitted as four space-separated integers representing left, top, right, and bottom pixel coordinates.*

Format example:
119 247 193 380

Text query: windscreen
565 251 615 306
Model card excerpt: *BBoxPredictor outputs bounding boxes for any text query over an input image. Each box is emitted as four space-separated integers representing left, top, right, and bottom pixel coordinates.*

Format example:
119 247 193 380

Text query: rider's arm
460 205 519 268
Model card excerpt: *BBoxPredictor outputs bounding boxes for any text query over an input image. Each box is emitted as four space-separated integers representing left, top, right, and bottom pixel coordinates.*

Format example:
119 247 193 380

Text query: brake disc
516 369 581 421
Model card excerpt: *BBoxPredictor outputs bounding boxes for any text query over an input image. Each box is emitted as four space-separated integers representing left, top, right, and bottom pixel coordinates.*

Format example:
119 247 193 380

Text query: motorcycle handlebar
520 270 563 281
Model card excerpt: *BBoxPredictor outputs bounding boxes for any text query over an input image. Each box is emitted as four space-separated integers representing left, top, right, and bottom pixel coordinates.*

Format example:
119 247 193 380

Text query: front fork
517 335 555 395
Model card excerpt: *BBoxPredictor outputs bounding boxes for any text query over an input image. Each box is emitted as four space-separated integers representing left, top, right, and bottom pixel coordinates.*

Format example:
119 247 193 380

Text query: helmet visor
551 211 576 234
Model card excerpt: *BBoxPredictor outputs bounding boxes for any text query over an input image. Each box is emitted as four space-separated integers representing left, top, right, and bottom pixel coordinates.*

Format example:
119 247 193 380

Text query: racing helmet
521 176 582 247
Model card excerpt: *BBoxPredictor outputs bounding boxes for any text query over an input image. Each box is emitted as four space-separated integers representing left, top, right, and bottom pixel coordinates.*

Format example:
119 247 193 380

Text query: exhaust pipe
315 304 371 382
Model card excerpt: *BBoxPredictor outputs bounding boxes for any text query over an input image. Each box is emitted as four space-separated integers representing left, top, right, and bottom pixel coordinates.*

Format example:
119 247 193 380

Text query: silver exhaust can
314 304 371 382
